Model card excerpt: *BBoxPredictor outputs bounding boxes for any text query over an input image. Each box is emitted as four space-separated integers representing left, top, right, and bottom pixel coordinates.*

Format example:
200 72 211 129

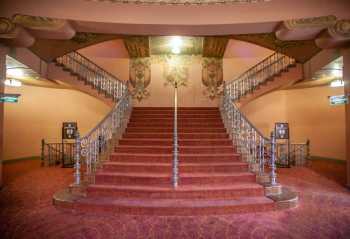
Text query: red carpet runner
75 107 274 215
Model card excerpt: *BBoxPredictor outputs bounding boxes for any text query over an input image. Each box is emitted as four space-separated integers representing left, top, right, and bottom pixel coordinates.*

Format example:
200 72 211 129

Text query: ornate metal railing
276 141 310 167
55 51 131 186
173 83 179 188
75 92 131 185
225 52 296 101
41 140 75 167
220 89 275 183
56 51 125 101
221 51 306 185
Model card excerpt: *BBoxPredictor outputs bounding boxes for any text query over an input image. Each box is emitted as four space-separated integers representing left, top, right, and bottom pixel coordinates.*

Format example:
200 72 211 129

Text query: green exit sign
329 95 348 106
0 94 21 103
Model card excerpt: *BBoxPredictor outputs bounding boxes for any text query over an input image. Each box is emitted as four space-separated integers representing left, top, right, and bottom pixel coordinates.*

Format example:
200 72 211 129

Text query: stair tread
89 183 263 191
111 152 239 157
121 138 229 141
103 162 247 166
79 196 273 208
116 145 234 148
96 172 254 177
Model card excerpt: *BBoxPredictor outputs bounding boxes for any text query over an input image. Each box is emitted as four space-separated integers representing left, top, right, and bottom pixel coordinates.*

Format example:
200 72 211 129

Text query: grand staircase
56 107 276 215
52 50 299 215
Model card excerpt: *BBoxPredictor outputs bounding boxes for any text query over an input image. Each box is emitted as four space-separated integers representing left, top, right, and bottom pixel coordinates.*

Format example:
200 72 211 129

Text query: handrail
225 52 296 101
220 51 305 185
172 82 179 188
220 88 269 175
56 51 126 102
55 51 131 186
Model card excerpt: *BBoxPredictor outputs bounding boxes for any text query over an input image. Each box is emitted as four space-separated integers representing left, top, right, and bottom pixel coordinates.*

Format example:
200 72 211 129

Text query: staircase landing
54 107 298 215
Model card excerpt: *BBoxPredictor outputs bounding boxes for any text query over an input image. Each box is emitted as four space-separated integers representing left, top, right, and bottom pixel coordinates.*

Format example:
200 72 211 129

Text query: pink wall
4 85 111 160
241 86 346 160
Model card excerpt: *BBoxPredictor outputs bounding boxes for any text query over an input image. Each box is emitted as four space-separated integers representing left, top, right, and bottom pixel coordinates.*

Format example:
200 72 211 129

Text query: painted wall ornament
162 55 189 88
202 57 223 100
129 57 151 101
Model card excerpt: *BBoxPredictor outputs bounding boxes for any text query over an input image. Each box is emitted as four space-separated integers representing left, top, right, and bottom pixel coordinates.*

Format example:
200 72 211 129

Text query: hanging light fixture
170 36 183 54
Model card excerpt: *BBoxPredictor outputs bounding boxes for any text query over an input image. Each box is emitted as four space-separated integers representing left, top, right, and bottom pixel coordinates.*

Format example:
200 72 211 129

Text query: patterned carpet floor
0 160 349 239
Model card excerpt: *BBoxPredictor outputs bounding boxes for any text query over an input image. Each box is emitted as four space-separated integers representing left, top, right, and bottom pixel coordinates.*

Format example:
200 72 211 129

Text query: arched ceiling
1 0 350 62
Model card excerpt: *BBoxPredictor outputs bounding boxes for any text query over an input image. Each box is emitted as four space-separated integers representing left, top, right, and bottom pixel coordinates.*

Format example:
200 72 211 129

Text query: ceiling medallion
85 0 269 5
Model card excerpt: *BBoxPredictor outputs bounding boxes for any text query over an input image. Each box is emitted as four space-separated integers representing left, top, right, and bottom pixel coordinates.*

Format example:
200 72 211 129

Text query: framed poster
275 122 289 140
62 122 78 140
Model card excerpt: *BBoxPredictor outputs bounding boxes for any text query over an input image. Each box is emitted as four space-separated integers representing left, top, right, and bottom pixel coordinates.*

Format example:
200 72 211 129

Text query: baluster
270 131 277 185
74 132 81 186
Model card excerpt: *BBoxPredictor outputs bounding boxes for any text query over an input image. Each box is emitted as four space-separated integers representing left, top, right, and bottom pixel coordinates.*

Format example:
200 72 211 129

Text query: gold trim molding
12 15 66 31
328 19 350 39
283 15 337 30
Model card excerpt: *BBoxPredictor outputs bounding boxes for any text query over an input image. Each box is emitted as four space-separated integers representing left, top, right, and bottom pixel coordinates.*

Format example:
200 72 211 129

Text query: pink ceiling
78 39 129 58
1 0 350 35
224 39 273 58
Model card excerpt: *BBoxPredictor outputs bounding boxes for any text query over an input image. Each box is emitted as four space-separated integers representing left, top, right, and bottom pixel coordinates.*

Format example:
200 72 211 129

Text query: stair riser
109 155 241 163
102 164 248 173
95 174 255 186
118 140 232 146
114 147 235 154
128 123 224 127
126 128 227 133
123 133 229 139
131 114 221 118
129 118 223 123
87 187 264 199
72 202 275 216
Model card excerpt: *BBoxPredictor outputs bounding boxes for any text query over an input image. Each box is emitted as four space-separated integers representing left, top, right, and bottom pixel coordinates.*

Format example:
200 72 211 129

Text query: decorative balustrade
220 89 271 178
76 92 131 185
276 141 310 167
55 51 131 186
56 51 126 101
41 140 75 167
225 52 296 101
221 51 308 184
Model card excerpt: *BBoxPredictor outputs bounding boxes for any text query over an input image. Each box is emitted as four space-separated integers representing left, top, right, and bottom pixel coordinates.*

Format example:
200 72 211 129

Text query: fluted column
343 48 350 188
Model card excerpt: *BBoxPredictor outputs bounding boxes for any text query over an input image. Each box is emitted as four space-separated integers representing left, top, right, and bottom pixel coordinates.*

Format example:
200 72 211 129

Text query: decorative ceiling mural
231 33 321 63
202 57 223 99
124 36 150 58
203 37 229 58
84 0 268 5
129 57 151 101
150 36 203 56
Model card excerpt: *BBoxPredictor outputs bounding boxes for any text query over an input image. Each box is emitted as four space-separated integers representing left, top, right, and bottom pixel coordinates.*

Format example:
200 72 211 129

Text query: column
0 45 7 188
343 48 350 188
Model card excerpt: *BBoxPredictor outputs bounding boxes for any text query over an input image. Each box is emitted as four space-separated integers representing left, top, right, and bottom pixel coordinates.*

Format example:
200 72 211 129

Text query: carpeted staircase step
114 145 236 154
123 132 229 139
102 161 248 173
129 118 223 123
126 127 227 133
87 183 264 199
130 114 221 118
94 172 256 186
118 138 232 146
110 153 241 163
127 122 224 127
74 196 274 216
